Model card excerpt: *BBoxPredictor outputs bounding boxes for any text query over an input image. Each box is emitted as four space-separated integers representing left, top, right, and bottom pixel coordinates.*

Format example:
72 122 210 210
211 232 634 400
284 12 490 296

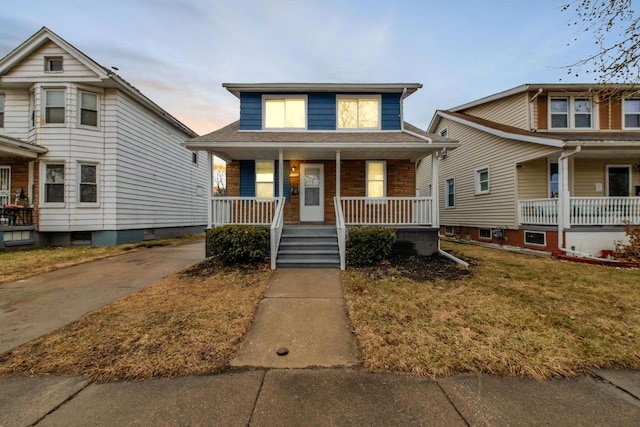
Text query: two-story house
418 83 640 258
184 83 459 269
0 27 208 249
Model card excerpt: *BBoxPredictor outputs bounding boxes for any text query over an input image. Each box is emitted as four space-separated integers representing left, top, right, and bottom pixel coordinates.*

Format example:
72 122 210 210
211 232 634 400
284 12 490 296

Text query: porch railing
338 197 433 225
334 197 346 270
519 197 640 226
270 197 285 270
211 197 280 226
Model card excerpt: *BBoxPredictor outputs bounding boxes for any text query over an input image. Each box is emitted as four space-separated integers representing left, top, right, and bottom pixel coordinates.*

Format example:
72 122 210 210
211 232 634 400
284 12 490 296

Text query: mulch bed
354 253 474 282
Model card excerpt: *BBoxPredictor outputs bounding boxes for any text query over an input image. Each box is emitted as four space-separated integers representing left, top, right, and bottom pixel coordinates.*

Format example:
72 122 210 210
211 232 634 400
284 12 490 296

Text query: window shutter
274 160 290 202
239 160 255 197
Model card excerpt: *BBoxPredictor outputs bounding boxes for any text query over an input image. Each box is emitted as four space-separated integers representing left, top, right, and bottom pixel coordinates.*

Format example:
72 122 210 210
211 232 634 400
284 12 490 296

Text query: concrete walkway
1 251 640 426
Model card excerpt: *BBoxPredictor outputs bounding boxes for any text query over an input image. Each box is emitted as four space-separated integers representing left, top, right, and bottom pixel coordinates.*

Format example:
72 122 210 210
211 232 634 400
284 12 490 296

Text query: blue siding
308 93 336 130
240 94 262 130
381 93 402 130
239 160 256 196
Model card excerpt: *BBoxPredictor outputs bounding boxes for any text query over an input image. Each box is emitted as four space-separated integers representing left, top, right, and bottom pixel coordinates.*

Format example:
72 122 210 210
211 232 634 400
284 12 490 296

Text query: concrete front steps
276 225 340 268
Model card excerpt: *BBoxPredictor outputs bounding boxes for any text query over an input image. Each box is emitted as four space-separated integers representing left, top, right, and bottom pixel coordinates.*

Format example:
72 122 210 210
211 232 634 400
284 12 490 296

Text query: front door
608 166 630 196
300 163 324 222
0 166 10 206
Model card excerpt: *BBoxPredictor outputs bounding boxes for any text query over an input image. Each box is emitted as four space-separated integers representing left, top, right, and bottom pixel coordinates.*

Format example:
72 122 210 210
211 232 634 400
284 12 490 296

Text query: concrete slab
230 298 358 368
0 375 90 427
38 372 264 427
251 369 466 426
437 374 640 426
0 240 204 354
592 369 640 400
266 268 343 298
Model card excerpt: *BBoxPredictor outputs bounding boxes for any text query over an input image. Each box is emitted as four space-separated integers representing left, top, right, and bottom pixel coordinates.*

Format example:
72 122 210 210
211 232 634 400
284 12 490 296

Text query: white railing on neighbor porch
211 197 281 226
334 197 346 270
519 197 640 226
270 198 285 270
338 197 433 225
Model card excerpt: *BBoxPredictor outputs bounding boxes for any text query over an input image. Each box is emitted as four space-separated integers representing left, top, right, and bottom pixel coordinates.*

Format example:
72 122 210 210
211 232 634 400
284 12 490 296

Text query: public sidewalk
1 258 640 426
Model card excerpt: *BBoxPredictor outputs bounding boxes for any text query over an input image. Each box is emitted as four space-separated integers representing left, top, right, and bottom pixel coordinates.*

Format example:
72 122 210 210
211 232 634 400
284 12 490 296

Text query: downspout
529 88 543 131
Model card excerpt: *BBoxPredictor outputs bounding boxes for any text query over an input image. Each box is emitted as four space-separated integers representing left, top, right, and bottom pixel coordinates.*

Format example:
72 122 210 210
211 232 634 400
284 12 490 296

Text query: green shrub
206 225 269 265
346 226 395 267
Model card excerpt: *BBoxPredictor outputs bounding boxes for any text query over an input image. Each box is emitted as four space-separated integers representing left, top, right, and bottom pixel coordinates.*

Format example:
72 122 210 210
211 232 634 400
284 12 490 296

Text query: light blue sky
0 0 598 135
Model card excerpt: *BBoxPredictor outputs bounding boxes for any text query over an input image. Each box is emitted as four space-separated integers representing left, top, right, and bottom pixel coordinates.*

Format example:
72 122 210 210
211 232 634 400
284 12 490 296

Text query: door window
608 166 630 196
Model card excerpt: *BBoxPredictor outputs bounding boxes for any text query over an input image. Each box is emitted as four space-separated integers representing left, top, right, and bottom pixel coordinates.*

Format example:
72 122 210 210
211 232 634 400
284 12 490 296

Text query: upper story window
45 89 65 124
79 91 98 127
474 166 490 195
623 99 640 128
550 96 593 129
337 96 380 129
264 97 306 129
445 178 455 208
45 57 63 72
0 94 4 128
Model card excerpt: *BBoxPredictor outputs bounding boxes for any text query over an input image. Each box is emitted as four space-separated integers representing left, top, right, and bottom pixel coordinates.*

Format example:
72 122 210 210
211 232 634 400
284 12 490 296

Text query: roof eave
222 83 423 98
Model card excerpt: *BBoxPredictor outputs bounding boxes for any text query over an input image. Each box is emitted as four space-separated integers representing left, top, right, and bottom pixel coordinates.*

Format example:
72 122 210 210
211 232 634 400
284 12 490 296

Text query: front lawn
343 241 640 379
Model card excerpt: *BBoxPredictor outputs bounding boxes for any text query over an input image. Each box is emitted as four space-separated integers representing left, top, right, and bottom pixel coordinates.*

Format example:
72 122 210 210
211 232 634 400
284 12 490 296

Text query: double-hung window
78 163 98 203
255 161 275 197
337 96 380 129
264 97 306 129
623 99 640 128
366 161 386 198
44 163 65 203
550 96 593 129
0 94 4 128
45 89 65 124
79 91 98 127
445 178 455 208
475 167 490 195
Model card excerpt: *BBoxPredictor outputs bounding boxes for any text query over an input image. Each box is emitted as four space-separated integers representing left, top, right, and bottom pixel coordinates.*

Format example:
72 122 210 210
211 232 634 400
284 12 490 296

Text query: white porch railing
570 197 640 225
338 197 433 225
334 197 346 270
211 197 280 226
519 197 640 226
270 197 285 270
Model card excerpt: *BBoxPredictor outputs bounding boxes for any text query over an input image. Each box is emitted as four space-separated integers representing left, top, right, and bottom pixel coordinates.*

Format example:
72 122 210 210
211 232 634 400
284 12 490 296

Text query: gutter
400 87 433 143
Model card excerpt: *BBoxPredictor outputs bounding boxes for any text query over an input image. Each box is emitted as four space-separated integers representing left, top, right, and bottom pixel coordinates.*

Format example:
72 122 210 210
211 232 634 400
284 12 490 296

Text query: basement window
525 231 546 246
479 228 492 240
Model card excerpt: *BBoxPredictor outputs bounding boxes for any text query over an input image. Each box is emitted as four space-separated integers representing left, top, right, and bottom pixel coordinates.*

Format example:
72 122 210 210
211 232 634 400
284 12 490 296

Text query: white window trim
44 56 63 73
77 162 99 207
439 127 448 137
444 226 454 236
366 160 387 199
255 160 275 198
524 230 546 247
336 95 382 130
548 94 597 130
77 89 100 129
605 164 632 196
445 177 455 208
43 88 66 126
262 95 307 130
474 166 490 195
41 161 66 207
622 98 640 129
478 228 492 240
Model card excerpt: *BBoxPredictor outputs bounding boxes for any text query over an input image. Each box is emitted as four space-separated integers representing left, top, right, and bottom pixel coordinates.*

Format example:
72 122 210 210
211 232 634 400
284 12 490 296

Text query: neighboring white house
418 83 640 258
0 27 208 249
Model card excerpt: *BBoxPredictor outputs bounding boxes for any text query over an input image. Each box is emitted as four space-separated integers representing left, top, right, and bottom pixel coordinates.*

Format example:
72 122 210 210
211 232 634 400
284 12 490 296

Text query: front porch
519 197 640 226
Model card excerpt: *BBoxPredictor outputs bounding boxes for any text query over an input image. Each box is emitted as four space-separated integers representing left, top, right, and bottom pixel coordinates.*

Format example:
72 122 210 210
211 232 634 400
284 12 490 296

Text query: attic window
45 57 63 72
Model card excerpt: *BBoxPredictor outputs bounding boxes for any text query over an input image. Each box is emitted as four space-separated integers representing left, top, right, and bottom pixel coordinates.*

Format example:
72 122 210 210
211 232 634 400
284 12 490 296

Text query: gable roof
0 27 197 138
222 83 423 98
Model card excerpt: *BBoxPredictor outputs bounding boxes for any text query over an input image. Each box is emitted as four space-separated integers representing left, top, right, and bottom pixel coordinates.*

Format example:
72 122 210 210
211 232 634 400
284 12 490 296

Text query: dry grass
0 259 272 381
0 234 202 284
343 241 640 379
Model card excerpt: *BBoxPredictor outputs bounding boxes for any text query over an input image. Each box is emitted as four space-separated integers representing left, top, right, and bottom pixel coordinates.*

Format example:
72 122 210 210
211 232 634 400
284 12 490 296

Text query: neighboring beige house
0 27 208 249
418 83 640 257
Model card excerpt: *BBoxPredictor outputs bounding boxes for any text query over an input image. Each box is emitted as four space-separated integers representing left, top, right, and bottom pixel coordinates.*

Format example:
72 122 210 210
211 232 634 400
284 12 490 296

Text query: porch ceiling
0 135 48 158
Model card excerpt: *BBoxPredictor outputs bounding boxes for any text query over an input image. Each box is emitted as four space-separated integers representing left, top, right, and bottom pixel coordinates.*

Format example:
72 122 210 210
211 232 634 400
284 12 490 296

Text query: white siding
0 89 30 139
5 41 98 80
435 118 559 229
112 91 207 229
462 93 530 130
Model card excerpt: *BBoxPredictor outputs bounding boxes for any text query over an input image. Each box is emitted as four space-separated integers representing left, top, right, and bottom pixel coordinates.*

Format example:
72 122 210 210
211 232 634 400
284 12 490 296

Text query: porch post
558 155 571 249
207 151 213 229
335 150 341 199
431 152 440 228
278 149 284 199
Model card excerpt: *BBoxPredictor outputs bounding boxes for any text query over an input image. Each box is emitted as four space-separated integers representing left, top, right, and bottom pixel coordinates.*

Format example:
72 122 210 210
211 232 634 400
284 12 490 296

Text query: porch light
291 165 296 172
